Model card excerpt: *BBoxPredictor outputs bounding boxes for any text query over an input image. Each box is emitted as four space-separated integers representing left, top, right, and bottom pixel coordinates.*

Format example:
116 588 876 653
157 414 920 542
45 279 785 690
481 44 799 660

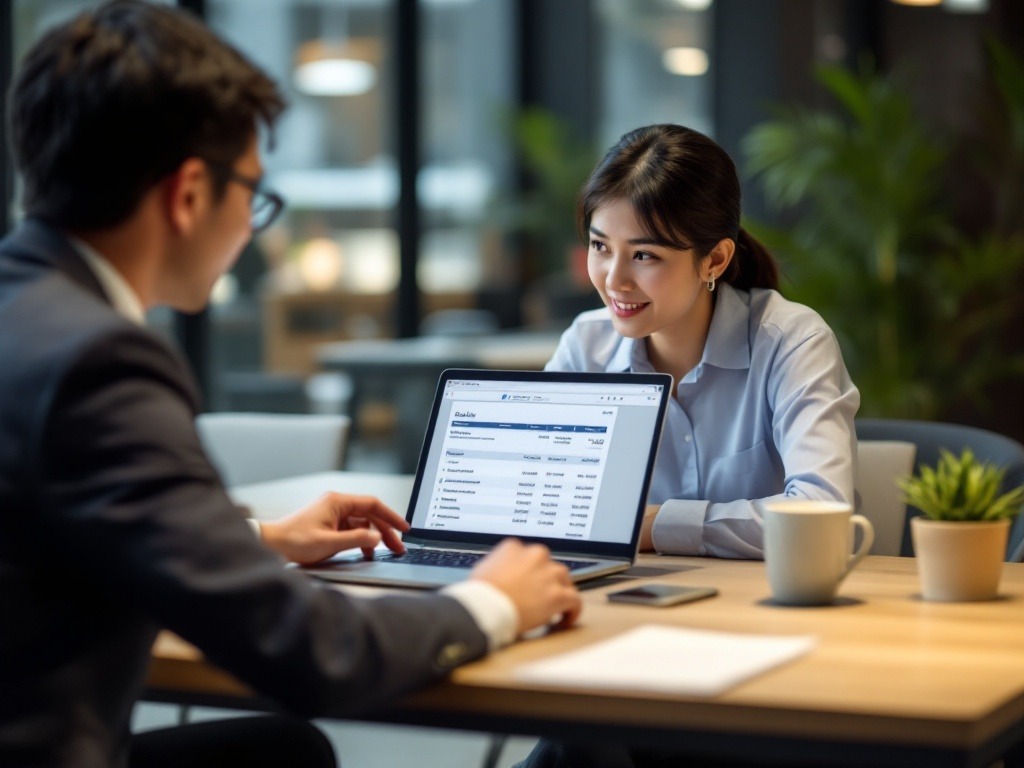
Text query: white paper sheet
515 625 816 696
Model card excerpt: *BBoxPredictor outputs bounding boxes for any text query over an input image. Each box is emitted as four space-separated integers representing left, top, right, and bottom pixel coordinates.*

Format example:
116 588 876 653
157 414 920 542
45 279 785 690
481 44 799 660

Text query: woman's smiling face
587 198 712 343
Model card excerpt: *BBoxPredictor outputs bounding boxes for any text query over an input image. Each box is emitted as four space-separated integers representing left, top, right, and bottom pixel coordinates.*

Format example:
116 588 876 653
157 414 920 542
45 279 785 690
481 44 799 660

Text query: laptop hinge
402 536 479 551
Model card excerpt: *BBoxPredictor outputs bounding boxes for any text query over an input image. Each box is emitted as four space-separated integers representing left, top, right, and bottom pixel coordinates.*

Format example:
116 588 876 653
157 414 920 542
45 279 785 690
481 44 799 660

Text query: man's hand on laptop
469 538 583 635
259 493 410 565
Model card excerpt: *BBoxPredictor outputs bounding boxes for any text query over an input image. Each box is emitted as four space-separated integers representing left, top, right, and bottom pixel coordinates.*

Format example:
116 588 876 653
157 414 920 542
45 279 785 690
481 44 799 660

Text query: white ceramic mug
764 500 874 606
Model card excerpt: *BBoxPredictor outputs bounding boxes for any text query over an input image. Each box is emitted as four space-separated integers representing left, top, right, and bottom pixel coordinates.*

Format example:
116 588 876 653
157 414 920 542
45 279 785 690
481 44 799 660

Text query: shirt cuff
652 499 710 556
246 518 262 539
441 580 518 652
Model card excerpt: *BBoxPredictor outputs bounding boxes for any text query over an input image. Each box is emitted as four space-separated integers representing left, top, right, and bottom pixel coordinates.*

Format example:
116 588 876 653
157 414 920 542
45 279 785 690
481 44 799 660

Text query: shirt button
684 434 693 443
435 642 469 669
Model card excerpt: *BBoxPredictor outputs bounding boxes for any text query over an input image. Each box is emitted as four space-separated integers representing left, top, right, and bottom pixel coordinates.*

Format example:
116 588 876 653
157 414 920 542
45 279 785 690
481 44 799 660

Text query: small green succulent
898 448 1024 522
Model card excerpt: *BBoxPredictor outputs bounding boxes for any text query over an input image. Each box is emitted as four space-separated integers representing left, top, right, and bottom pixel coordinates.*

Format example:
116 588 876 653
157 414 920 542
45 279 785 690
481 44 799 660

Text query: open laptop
303 368 672 588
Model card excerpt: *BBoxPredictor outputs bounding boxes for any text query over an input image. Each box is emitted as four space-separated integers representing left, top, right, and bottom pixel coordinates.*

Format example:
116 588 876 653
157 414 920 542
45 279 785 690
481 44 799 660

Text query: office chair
195 412 351 488
855 440 917 556
855 419 1024 560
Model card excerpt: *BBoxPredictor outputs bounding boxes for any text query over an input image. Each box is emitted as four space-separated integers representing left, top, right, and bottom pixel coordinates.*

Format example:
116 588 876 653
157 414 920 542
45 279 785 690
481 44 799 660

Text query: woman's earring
707 274 716 292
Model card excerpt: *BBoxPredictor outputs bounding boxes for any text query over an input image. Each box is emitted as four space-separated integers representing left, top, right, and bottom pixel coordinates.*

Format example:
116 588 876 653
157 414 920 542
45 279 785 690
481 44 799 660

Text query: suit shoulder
1 266 197 423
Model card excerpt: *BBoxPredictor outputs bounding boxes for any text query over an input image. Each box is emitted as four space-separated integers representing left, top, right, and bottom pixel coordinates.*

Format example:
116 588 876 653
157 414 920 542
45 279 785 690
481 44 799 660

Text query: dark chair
855 419 1024 560
419 308 500 337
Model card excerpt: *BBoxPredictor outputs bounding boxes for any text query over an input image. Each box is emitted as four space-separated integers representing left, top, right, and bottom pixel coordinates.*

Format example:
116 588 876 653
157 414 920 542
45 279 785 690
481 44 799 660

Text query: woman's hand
639 504 661 551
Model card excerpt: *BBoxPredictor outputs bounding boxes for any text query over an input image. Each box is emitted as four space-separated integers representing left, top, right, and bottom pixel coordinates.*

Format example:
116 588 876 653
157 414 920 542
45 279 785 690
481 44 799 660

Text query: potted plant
899 448 1024 601
490 108 602 326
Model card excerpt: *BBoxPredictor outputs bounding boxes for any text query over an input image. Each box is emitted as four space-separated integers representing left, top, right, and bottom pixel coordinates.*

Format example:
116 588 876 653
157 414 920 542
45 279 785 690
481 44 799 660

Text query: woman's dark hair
577 124 778 291
7 0 286 231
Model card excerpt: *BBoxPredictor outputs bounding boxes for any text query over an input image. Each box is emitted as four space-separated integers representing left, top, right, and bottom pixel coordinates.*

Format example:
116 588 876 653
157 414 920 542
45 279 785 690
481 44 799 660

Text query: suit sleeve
31 327 487 716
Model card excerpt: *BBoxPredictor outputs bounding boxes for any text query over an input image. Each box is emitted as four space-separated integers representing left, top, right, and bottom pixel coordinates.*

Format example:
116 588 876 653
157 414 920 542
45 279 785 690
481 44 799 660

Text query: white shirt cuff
246 518 262 539
652 499 709 556
441 580 518 652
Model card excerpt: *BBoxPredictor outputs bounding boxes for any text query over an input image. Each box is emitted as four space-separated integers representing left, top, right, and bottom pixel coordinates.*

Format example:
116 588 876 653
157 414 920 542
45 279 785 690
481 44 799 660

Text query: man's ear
163 158 211 235
704 237 736 282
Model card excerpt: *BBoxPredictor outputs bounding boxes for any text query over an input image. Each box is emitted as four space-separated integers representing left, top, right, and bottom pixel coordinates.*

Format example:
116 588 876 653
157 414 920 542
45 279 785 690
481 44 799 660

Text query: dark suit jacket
0 220 487 768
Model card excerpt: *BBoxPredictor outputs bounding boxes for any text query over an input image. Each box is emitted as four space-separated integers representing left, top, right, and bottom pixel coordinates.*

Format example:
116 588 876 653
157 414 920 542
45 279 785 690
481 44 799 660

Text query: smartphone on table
606 584 718 607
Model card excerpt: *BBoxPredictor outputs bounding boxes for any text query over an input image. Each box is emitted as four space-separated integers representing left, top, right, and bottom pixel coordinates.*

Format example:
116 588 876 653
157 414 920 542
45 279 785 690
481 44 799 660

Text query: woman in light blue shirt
517 123 859 768
546 123 860 562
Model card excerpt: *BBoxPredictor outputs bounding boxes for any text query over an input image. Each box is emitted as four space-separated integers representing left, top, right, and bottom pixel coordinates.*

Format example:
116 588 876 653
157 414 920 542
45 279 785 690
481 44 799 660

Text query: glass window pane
596 0 713 147
205 0 394 416
419 0 515 328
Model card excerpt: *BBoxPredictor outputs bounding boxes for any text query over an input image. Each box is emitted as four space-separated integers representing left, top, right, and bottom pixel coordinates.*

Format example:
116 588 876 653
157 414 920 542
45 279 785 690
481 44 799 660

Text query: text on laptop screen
409 377 666 545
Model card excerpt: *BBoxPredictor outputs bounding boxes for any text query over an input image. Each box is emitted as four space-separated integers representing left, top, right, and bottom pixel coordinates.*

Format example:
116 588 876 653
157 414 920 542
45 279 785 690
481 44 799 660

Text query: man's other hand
469 538 582 635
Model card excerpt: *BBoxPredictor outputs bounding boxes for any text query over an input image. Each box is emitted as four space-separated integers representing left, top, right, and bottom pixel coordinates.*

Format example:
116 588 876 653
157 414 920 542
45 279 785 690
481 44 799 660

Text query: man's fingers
328 527 380 554
554 562 572 585
548 565 580 627
376 523 406 554
323 493 410 532
352 496 410 531
553 595 582 630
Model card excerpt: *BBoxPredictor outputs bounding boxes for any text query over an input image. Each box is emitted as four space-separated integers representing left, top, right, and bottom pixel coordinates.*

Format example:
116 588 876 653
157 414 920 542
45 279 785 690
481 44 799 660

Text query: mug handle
844 514 875 576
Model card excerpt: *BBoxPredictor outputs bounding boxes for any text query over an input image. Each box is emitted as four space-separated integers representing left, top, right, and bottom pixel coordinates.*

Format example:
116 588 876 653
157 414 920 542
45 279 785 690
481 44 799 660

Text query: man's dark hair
7 0 286 231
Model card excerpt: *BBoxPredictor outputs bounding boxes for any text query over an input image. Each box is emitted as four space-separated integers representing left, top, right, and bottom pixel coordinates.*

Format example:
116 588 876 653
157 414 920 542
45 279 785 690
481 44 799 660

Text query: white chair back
855 440 917 556
196 412 350 487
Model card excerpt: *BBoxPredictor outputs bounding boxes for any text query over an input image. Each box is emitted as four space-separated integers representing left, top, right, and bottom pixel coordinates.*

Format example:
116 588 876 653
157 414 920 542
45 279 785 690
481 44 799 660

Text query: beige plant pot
911 517 1010 602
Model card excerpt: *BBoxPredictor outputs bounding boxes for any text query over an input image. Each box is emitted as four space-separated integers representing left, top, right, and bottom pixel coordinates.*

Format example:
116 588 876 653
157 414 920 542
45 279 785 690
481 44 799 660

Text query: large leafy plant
898 449 1024 522
492 108 598 278
743 43 1024 419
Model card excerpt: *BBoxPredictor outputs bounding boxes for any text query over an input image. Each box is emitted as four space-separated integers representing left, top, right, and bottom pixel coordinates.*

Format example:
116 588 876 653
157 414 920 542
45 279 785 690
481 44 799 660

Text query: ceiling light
294 39 378 97
297 237 344 292
942 0 988 11
663 47 709 77
671 0 713 9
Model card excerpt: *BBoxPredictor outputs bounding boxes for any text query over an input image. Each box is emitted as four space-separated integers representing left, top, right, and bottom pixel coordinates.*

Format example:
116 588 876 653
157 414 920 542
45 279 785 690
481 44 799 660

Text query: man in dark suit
0 3 582 767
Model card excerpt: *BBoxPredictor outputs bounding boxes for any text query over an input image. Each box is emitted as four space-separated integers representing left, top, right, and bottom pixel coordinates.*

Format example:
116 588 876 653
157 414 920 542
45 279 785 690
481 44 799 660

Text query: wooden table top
148 553 1024 759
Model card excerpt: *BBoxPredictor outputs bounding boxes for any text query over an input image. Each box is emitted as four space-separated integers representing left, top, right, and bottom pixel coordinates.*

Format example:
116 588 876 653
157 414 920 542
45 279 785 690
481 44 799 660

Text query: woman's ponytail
724 227 778 291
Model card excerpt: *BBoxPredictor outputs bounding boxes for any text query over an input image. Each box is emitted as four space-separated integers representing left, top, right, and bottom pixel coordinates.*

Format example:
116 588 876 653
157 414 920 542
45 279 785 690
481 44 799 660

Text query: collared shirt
70 236 147 325
546 283 860 559
70 237 519 649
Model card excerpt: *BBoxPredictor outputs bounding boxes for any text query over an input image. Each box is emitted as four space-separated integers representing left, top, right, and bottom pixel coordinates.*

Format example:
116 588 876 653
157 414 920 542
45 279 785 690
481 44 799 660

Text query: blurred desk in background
263 288 477 374
317 331 562 471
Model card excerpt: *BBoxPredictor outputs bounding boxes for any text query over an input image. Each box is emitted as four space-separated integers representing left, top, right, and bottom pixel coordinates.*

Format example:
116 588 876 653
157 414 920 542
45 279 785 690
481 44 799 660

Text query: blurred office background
2 2 1023 765
2 0 1022 470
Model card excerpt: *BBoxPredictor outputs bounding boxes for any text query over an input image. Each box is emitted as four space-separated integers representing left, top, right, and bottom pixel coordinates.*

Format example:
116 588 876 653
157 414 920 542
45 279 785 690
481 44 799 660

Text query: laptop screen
406 369 672 557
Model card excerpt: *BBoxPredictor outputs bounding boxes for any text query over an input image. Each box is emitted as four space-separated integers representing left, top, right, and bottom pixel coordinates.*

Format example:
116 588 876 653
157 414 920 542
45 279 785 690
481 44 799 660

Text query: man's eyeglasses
205 161 285 234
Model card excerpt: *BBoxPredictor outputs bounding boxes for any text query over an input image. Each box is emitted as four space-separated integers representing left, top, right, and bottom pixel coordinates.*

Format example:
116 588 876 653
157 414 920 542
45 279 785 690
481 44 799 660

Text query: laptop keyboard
381 549 595 572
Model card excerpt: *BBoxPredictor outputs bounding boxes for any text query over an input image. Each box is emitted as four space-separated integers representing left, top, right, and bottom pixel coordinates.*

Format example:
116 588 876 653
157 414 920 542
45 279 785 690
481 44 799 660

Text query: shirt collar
702 283 751 370
607 335 638 372
603 282 752 375
69 237 147 326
